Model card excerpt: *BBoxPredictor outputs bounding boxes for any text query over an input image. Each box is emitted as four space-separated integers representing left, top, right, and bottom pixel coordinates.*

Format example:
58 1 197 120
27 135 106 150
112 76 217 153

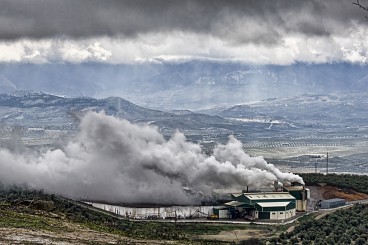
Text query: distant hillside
1 62 368 109
200 93 368 129
0 92 233 146
1 91 368 173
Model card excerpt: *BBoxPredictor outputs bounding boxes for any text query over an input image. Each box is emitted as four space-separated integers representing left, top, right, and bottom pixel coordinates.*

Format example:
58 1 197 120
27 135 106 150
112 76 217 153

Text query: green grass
0 209 73 232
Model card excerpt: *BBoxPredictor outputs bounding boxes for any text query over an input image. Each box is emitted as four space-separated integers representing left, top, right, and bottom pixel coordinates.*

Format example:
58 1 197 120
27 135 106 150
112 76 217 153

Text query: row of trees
266 172 368 244
271 204 368 244
299 173 368 194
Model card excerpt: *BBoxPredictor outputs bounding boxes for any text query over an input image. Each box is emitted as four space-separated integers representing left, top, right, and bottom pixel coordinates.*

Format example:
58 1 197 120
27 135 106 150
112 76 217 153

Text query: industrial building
217 192 296 220
320 198 346 209
283 185 310 212
88 183 310 221
214 183 310 220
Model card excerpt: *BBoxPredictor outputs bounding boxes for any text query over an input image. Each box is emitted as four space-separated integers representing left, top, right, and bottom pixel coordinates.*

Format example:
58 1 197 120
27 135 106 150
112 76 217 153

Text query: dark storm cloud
0 0 364 43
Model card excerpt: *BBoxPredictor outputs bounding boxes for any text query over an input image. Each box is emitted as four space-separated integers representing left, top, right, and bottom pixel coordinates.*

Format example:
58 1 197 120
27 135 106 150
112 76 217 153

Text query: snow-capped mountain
1 62 368 110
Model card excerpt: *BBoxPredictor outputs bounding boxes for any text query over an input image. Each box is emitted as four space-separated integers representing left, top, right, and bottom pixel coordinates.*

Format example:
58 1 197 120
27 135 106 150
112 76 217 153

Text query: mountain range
1 62 368 110
0 91 367 172
0 91 367 147
0 92 233 148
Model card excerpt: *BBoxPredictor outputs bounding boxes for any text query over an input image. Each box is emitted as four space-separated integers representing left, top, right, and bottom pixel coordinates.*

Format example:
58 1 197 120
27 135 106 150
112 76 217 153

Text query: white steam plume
0 111 303 204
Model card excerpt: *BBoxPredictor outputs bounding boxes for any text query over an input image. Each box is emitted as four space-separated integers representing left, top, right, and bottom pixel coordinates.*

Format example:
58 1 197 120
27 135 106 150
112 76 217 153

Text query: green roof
230 193 243 198
255 201 296 212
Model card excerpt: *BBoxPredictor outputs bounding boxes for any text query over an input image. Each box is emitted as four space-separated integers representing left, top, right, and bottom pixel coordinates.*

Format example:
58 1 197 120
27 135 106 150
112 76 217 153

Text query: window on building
280 212 283 214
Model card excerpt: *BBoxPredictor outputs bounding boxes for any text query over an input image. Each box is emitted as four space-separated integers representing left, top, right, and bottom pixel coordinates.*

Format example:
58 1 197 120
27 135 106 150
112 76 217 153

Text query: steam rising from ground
0 112 303 204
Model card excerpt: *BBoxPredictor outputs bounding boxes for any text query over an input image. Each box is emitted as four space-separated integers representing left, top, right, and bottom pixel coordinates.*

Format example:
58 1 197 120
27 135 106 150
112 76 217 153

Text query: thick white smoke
0 111 303 204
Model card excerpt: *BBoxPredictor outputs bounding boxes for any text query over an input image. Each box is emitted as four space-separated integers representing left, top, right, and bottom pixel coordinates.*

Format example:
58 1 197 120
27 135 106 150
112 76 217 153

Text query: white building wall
279 211 286 220
89 202 217 219
88 202 297 220
285 211 290 219
285 209 294 219
218 210 229 219
269 209 295 220
296 200 307 211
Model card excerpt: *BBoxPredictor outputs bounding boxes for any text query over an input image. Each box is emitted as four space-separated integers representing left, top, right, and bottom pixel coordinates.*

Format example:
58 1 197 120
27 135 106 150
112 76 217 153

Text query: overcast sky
1 0 368 64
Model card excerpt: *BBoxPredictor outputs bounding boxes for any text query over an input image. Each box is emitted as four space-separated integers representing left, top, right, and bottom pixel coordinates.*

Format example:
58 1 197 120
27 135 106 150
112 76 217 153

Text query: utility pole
315 160 317 174
326 152 329 175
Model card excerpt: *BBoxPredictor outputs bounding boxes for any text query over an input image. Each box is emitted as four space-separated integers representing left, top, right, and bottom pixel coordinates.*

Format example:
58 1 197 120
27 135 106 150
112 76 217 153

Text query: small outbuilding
320 198 346 209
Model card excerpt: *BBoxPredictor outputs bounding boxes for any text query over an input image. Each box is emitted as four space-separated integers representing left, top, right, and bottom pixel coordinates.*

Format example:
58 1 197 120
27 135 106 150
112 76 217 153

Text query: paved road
347 199 368 205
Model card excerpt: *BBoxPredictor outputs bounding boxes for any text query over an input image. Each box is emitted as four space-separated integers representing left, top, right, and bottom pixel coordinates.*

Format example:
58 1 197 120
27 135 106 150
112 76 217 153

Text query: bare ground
197 229 268 243
320 186 368 201
308 185 368 202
